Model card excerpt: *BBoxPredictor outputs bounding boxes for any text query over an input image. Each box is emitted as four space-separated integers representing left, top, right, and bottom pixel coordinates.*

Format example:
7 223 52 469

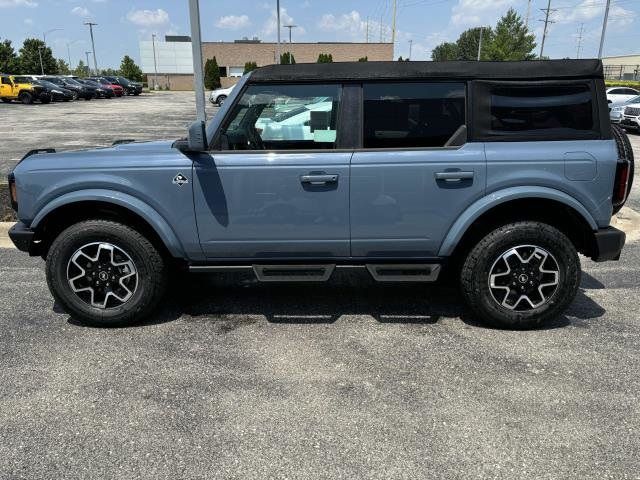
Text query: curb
0 222 14 249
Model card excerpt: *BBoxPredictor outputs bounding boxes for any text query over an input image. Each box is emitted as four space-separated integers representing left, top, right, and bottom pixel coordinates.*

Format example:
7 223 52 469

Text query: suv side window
362 82 466 148
218 83 341 151
1 77 11 85
474 82 598 141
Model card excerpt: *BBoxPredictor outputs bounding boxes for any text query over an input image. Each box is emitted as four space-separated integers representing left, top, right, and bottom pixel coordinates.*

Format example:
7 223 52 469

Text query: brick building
139 37 394 90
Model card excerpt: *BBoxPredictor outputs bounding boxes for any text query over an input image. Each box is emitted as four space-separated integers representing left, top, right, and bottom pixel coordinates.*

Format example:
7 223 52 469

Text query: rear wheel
46 220 168 327
18 92 33 104
217 95 227 106
461 221 580 329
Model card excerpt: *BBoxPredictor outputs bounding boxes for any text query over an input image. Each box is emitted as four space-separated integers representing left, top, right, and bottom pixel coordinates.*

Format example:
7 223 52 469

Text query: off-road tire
612 124 635 213
46 220 168 327
460 221 580 329
18 92 33 104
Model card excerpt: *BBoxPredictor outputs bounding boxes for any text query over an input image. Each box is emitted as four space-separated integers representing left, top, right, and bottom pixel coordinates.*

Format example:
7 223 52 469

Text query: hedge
605 80 640 90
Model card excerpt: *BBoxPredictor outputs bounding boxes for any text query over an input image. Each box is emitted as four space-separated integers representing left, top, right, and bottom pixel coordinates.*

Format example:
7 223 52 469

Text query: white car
209 85 234 106
609 95 640 124
619 101 640 131
606 86 639 105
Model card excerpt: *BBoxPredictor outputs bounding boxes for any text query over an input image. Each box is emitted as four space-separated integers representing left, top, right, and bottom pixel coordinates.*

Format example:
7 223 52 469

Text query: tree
100 67 119 76
281 52 296 64
244 61 258 74
204 56 221 90
0 39 19 74
56 59 70 75
119 55 143 81
456 27 493 60
358 56 368 62
73 60 88 77
485 8 536 61
316 53 332 63
431 42 458 61
397 56 410 62
18 38 58 74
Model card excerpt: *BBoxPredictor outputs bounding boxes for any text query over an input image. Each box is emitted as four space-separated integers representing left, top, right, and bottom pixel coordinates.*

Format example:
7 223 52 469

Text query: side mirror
188 120 208 151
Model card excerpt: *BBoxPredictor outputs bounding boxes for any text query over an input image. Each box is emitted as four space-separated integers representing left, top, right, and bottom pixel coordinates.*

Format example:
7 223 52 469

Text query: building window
362 82 466 148
228 67 245 78
218 83 341 151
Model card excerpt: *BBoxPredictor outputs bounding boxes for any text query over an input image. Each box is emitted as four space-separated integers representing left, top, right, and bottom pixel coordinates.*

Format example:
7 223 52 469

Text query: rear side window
362 82 465 148
474 82 599 141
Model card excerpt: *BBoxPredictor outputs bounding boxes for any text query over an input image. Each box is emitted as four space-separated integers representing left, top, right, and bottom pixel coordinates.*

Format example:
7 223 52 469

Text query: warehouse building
139 36 394 90
601 54 640 80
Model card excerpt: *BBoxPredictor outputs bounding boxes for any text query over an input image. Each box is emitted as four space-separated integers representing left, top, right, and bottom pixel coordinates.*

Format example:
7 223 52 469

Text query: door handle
300 174 339 185
435 171 474 182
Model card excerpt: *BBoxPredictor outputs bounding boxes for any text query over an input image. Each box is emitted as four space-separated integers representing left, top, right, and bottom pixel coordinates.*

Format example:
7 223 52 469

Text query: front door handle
435 171 474 182
300 173 339 185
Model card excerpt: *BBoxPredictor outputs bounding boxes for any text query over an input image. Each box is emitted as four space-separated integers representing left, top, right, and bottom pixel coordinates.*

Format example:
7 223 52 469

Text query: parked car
32 79 75 102
606 86 639 104
0 74 49 104
7 60 633 329
76 79 114 98
609 95 640 123
103 76 143 95
209 85 234 106
619 101 640 132
42 76 94 100
88 77 124 97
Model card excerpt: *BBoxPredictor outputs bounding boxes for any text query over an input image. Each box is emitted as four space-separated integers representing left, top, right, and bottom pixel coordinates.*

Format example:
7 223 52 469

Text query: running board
365 264 441 282
253 265 335 282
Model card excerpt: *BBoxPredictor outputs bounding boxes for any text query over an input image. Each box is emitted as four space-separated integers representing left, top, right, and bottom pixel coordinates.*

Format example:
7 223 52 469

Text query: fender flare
30 189 186 258
438 186 599 257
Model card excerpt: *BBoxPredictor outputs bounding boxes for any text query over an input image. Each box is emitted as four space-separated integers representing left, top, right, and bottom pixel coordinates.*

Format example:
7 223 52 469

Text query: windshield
117 77 131 85
625 95 640 105
12 76 33 84
63 78 84 86
37 80 61 89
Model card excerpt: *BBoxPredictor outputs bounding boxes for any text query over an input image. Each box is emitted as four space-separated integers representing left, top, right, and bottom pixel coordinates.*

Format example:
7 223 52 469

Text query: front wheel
217 95 227 106
46 220 168 327
460 221 580 329
19 92 33 104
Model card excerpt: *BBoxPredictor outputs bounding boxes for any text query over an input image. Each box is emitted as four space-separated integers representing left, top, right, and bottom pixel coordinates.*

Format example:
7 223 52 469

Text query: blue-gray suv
7 60 634 329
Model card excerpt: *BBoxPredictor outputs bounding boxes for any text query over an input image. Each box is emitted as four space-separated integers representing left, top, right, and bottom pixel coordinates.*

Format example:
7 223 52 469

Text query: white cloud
23 17 33 25
319 10 364 36
450 0 518 27
0 0 37 7
71 6 91 17
216 14 250 30
262 7 305 37
126 8 170 28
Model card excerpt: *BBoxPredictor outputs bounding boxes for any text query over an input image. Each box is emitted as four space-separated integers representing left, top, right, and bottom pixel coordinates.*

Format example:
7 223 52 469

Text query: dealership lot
1 92 640 479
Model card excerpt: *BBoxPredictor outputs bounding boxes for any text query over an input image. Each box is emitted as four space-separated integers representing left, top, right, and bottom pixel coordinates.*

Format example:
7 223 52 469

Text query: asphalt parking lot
1 92 640 479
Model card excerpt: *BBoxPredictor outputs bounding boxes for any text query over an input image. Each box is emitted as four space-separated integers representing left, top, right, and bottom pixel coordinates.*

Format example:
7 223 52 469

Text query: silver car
610 95 640 124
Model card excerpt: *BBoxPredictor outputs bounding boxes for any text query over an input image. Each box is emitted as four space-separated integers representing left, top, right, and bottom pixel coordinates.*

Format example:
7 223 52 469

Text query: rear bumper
591 226 626 262
8 222 35 253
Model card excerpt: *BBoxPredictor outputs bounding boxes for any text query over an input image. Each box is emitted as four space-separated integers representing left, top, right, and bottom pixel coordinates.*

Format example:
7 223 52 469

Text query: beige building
140 37 394 90
601 54 640 80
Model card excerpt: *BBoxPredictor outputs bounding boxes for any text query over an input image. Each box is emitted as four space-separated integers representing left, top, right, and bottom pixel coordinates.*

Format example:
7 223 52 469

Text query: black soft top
249 59 603 83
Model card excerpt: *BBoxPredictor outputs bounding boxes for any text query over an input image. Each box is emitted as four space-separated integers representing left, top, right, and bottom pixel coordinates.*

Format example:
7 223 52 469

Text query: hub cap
67 242 138 309
488 245 560 311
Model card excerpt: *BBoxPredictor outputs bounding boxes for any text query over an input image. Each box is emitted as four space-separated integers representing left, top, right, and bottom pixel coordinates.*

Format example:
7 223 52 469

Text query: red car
88 77 124 97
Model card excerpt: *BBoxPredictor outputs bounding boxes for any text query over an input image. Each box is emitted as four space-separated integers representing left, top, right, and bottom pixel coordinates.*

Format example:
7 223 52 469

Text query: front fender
438 186 599 257
30 189 186 258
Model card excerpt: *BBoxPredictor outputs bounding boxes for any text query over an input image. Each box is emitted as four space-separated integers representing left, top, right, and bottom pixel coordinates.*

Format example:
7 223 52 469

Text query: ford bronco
7 60 634 328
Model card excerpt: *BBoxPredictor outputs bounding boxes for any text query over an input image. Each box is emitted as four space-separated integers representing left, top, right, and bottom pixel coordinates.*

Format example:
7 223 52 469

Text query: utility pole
598 0 611 59
84 22 98 75
576 23 585 59
283 24 297 43
525 0 532 29
85 51 91 75
379 15 384 43
41 28 62 75
151 34 159 90
391 0 397 47
66 40 79 70
276 0 281 64
539 0 556 59
408 39 413 60
365 16 369 43
477 27 483 61
188 0 206 122
38 46 44 75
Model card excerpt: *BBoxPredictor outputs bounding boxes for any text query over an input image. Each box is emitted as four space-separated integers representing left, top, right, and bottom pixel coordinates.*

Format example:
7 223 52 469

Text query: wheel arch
30 191 186 259
439 187 599 260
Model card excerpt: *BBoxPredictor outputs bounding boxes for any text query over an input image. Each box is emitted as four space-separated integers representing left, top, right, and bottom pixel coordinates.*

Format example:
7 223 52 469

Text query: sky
1 0 639 69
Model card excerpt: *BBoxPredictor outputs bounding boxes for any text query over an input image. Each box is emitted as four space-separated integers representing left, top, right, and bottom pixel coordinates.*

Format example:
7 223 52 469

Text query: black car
11 76 52 104
76 79 114 98
103 76 143 95
33 79 74 102
42 76 93 100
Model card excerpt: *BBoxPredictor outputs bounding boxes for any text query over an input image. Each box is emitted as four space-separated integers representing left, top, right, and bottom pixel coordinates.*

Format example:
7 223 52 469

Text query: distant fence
603 64 640 81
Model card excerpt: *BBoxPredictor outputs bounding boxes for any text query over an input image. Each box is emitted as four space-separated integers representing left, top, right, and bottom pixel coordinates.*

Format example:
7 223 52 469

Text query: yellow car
0 74 49 104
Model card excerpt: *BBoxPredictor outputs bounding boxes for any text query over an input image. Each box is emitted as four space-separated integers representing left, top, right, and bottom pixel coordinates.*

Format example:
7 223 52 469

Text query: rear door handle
435 171 474 181
300 174 339 185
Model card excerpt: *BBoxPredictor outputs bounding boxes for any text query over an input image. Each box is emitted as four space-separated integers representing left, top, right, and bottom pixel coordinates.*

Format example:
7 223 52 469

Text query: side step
253 265 335 282
366 264 441 282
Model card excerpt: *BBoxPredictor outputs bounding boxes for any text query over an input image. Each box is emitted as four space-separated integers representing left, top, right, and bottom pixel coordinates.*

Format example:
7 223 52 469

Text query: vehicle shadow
64 269 607 330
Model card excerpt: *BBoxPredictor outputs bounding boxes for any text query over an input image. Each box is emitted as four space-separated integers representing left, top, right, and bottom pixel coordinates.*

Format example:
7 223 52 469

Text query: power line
576 23 585 58
84 22 98 75
539 0 557 59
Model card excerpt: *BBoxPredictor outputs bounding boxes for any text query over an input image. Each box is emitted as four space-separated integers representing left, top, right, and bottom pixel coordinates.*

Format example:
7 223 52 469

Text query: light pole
38 46 44 75
284 24 297 43
85 51 92 75
477 27 483 61
66 40 80 70
151 34 159 90
41 28 62 75
276 0 281 64
84 22 99 75
598 0 611 59
408 39 413 60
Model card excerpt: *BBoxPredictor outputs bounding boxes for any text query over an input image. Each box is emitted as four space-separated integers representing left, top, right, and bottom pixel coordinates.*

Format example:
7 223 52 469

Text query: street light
66 40 80 70
151 34 159 90
41 28 62 75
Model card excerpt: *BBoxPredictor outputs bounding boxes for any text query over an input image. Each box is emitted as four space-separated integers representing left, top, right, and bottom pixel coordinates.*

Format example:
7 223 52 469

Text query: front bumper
591 226 626 262
8 222 35 253
621 116 640 129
